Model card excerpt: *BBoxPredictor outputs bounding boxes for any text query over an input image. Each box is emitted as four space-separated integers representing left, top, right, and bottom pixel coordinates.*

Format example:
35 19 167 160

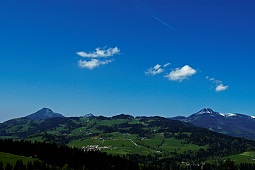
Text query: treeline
0 160 255 170
1 159 255 170
0 160 60 170
0 139 139 170
126 154 255 170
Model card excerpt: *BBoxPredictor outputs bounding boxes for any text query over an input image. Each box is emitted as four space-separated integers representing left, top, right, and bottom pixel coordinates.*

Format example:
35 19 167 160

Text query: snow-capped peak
197 108 214 114
194 108 248 119
196 108 215 115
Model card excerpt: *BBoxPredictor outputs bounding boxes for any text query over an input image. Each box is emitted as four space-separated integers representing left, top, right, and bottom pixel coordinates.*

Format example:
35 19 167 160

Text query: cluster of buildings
82 145 109 152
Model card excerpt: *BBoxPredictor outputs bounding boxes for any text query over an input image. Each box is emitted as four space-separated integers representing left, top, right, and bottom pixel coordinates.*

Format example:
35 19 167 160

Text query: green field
0 152 38 167
0 136 18 140
47 126 67 134
225 152 255 164
26 136 44 142
67 132 208 157
140 133 164 148
68 136 157 156
97 119 128 126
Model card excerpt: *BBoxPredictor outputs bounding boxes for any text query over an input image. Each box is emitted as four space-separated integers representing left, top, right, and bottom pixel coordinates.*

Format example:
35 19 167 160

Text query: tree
14 160 25 170
5 163 13 170
223 159 237 170
27 161 33 170
0 161 3 170
62 164 72 170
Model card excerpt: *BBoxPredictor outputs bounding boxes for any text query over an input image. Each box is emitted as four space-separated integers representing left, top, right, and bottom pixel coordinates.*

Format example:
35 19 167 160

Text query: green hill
0 152 38 167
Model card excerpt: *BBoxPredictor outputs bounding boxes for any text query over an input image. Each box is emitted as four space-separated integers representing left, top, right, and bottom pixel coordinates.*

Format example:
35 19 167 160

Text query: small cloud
163 63 171 67
77 46 120 70
216 84 228 92
77 47 120 58
78 59 113 70
154 64 161 70
206 76 229 92
145 64 164 76
164 65 196 82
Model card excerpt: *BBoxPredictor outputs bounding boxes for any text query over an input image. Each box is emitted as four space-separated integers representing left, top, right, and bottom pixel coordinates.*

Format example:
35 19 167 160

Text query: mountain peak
196 108 215 115
40 108 53 113
83 113 95 118
25 108 64 120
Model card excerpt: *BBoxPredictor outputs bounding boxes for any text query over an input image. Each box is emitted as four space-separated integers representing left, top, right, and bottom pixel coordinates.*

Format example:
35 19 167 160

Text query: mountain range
171 108 255 140
1 107 255 141
22 107 255 140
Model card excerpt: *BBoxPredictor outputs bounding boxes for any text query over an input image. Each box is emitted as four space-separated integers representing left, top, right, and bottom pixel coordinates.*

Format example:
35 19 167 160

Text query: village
82 145 109 152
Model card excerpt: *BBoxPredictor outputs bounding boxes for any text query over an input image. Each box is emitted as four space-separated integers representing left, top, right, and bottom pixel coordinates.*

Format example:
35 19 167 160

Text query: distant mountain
4 107 255 141
112 114 134 120
83 113 95 118
171 108 255 140
170 116 187 121
25 108 65 120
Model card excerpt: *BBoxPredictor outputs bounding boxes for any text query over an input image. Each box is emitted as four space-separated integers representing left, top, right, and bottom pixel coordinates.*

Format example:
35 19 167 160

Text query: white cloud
78 59 113 70
145 62 171 76
145 64 164 76
154 64 161 70
164 65 196 82
77 46 120 70
216 84 228 92
207 76 223 84
77 47 120 58
163 63 170 67
206 76 229 92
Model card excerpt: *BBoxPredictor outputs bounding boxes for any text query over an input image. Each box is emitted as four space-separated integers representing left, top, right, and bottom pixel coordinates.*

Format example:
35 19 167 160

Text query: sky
0 0 255 122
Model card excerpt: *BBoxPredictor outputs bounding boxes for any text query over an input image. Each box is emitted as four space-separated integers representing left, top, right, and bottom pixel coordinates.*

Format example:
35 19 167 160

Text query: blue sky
0 0 255 122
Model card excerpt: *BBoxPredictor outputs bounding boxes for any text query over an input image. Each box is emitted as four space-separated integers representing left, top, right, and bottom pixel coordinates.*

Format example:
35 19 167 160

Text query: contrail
135 0 174 31
151 14 174 31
